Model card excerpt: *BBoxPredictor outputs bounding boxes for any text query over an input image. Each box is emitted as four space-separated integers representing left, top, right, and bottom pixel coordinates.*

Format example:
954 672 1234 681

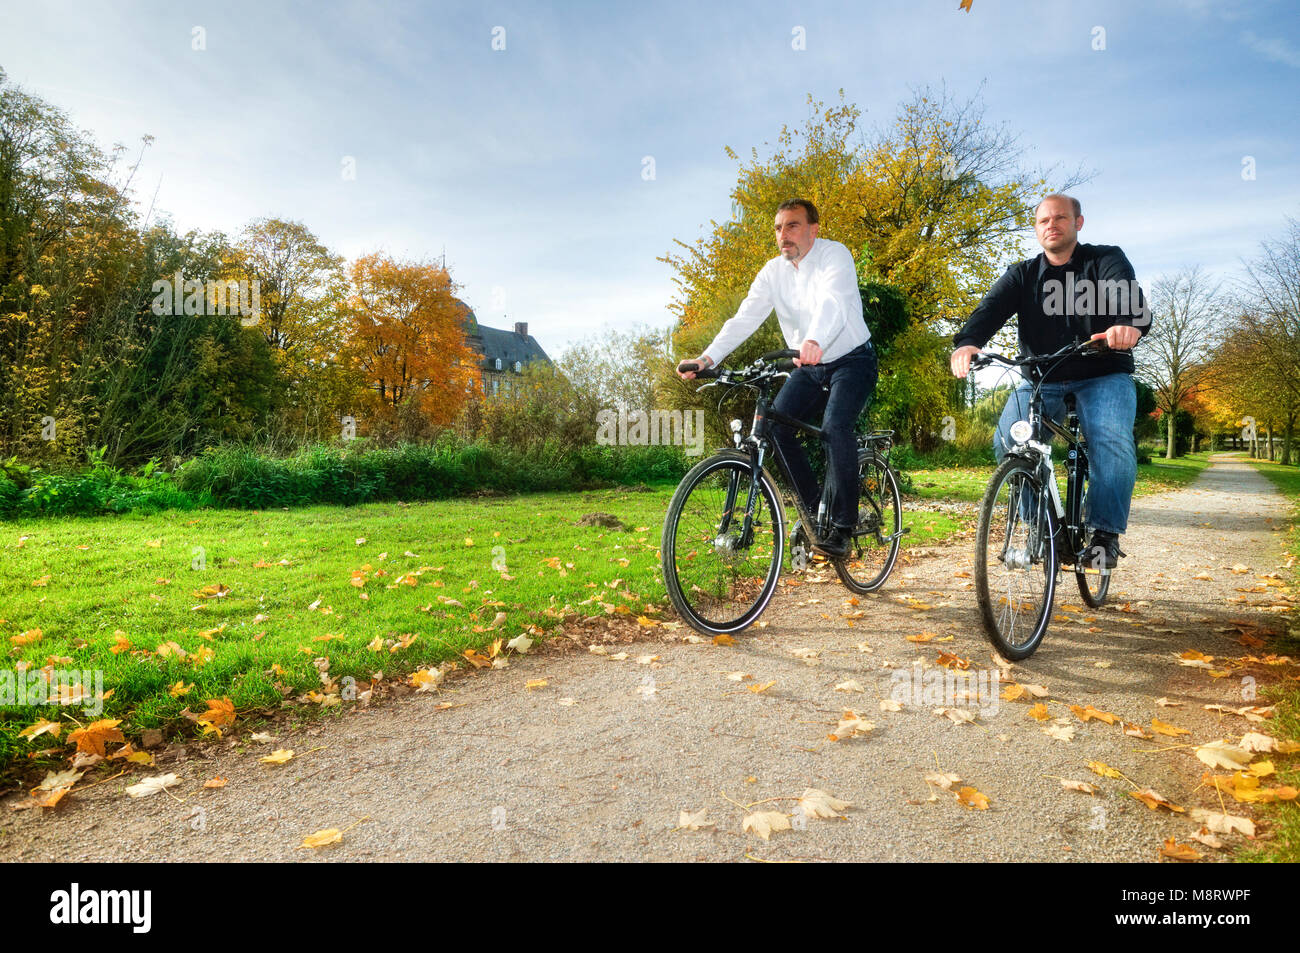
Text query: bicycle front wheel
975 455 1058 660
836 451 903 593
660 452 785 635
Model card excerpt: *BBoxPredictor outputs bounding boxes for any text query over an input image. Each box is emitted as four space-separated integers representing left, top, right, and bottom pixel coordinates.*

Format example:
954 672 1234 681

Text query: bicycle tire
660 451 785 635
975 455 1058 660
835 451 903 593
1074 469 1111 607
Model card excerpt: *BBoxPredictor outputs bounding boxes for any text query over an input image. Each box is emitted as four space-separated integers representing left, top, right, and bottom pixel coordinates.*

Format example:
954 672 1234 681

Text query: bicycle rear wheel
1074 472 1111 607
661 452 785 635
975 456 1058 660
836 451 903 593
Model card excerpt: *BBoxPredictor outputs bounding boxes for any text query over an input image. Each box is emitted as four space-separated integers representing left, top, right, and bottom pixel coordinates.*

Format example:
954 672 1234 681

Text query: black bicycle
661 349 907 636
969 339 1114 660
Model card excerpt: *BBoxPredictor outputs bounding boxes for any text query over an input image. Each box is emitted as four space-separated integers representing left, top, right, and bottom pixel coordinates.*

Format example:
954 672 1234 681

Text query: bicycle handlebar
970 337 1109 371
679 348 800 384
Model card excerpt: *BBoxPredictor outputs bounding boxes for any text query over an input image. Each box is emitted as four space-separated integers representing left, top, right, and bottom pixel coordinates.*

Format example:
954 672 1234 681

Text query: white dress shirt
702 237 870 368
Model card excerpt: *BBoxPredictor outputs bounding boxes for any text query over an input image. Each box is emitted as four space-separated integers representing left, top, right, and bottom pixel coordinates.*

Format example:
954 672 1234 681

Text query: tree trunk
1166 412 1176 459
1267 423 1275 461
1283 413 1295 467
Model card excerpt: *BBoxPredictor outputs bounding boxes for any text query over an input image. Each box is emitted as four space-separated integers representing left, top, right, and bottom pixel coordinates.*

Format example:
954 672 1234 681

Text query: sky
2 0 1297 361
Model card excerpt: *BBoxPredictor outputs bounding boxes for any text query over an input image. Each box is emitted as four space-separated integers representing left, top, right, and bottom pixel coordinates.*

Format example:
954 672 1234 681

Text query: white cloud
1240 30 1300 68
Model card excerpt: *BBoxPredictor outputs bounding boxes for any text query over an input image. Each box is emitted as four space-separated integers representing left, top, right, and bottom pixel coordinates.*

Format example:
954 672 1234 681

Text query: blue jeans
993 372 1137 535
770 343 878 529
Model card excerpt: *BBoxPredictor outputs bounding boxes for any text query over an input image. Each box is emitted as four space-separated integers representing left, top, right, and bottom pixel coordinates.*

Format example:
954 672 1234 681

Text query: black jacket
952 242 1151 381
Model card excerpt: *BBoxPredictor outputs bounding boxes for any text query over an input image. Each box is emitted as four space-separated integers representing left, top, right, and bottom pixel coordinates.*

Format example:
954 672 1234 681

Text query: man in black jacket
950 194 1149 568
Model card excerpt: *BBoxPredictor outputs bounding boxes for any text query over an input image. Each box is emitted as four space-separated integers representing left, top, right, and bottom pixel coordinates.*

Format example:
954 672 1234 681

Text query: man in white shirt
677 199 876 557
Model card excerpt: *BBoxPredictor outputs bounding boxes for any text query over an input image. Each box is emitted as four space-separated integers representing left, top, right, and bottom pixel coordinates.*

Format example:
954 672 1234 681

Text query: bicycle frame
715 372 902 557
988 343 1106 570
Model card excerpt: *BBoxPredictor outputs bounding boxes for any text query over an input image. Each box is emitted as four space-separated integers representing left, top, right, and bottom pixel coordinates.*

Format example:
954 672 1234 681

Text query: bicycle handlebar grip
677 361 720 380
774 359 798 373
760 348 800 362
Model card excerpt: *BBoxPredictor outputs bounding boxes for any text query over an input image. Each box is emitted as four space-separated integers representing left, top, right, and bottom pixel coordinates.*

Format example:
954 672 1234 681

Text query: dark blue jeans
770 343 878 529
993 372 1138 535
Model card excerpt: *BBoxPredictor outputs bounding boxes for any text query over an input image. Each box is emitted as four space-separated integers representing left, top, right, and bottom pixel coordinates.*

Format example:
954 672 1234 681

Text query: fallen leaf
260 749 294 765
1189 808 1255 837
742 810 792 840
1240 732 1278 753
203 776 228 789
1194 741 1253 771
18 719 62 741
798 788 852 819
956 786 990 810
834 680 865 693
1070 704 1118 724
1060 779 1097 794
925 772 961 791
299 828 343 849
1043 723 1075 742
831 710 875 739
1150 717 1190 737
66 719 125 757
677 808 714 830
125 773 181 798
1159 837 1201 862
1027 703 1051 721
1130 788 1184 812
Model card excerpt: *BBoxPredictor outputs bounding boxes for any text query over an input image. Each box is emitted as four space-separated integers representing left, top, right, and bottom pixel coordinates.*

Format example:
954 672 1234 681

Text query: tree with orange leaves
341 253 477 434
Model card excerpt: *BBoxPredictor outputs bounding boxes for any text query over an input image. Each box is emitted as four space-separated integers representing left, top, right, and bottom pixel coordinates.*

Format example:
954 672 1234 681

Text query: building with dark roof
454 299 552 398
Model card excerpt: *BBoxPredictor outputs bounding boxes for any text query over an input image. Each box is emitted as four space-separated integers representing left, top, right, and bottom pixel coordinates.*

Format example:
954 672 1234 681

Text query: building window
514 361 522 373
491 379 500 396
494 358 502 371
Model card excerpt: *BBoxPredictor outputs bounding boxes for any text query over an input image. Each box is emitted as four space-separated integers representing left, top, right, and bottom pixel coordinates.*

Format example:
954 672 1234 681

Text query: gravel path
2 454 1294 862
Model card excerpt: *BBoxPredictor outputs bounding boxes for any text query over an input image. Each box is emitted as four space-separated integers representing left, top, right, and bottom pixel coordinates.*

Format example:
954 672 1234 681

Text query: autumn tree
341 253 477 437
660 86 1084 446
1233 217 1300 464
1134 266 1223 459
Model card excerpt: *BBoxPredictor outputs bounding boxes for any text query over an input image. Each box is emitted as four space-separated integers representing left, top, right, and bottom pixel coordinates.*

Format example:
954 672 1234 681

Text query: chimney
514 321 528 338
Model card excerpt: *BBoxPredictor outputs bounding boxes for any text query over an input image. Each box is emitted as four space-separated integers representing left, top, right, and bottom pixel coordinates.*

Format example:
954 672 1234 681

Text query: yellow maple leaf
11 628 42 646
956 786 990 810
260 749 294 765
66 719 125 757
1151 717 1190 737
1159 837 1201 862
1070 704 1118 724
299 828 343 848
1027 703 1051 721
18 718 62 741
1130 788 1184 812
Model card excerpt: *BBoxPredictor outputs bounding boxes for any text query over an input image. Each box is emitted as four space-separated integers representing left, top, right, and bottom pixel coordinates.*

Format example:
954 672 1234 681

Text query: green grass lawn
904 449 1214 507
0 473 965 777
1135 449 1214 494
0 485 682 775
1239 457 1300 863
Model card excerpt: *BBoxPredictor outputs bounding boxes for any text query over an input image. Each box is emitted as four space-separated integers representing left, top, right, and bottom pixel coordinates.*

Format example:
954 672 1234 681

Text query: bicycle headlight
1009 420 1033 444
729 419 743 434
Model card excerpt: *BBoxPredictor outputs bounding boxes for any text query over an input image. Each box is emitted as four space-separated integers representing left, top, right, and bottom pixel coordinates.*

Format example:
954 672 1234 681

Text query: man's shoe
1083 531 1125 571
812 525 852 559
